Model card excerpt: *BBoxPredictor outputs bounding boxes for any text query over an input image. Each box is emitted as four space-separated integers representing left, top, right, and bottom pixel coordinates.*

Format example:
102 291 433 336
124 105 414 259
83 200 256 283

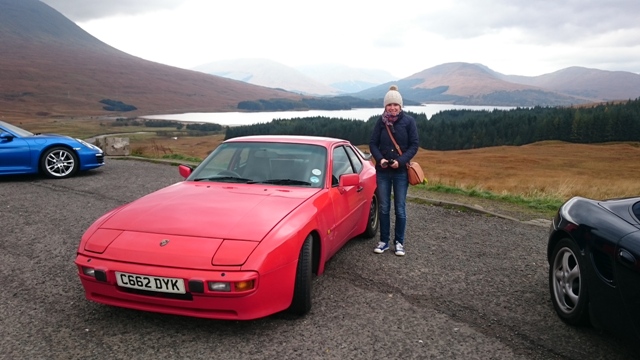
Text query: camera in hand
381 158 396 168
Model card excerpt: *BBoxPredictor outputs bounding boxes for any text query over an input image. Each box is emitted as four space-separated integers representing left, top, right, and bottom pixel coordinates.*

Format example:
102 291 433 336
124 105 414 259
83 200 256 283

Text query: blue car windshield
0 121 33 137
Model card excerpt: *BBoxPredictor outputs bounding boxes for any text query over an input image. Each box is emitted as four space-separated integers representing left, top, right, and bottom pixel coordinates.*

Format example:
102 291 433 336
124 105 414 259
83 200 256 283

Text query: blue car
0 120 105 179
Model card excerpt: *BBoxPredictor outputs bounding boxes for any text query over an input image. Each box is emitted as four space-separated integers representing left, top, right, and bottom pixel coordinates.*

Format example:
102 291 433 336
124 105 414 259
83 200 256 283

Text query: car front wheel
41 147 78 179
549 238 590 326
361 193 379 239
288 234 313 316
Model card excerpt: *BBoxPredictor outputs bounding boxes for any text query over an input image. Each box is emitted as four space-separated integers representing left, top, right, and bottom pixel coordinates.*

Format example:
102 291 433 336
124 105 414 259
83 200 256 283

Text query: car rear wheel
361 193 379 239
549 238 590 326
41 147 78 179
288 234 313 316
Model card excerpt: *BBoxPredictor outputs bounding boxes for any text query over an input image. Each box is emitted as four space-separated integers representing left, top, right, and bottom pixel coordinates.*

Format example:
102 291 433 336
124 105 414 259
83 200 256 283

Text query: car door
326 145 366 255
615 225 640 341
0 131 31 173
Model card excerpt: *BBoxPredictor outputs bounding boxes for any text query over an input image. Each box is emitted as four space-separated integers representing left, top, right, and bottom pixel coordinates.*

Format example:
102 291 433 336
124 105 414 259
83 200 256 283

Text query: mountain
295 64 397 94
193 58 340 96
498 66 640 101
353 62 640 106
3 0 639 116
193 60 398 95
0 0 301 117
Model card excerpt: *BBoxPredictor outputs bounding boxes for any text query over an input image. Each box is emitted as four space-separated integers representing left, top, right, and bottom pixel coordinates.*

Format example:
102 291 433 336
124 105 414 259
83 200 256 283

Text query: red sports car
75 135 379 320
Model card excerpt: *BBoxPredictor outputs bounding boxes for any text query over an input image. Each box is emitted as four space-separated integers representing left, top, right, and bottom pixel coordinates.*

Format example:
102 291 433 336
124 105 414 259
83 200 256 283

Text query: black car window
332 146 355 186
344 145 363 173
633 201 640 222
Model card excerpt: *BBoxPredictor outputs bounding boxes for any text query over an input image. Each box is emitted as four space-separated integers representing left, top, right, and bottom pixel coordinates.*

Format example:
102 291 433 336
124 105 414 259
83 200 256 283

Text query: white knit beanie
383 85 403 107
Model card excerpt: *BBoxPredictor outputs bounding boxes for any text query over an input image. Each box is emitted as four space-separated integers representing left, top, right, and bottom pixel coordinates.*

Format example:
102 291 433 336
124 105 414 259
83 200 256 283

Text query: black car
548 196 640 343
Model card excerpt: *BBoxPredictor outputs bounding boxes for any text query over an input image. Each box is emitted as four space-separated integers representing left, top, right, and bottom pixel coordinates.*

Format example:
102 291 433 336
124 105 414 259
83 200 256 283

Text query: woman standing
369 85 419 256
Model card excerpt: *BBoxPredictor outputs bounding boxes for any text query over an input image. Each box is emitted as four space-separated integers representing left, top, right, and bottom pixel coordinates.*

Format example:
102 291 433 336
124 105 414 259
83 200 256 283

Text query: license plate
115 272 186 294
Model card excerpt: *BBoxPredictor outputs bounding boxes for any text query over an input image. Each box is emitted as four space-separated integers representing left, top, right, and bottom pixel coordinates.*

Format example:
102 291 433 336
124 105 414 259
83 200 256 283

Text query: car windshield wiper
260 179 312 186
193 176 256 183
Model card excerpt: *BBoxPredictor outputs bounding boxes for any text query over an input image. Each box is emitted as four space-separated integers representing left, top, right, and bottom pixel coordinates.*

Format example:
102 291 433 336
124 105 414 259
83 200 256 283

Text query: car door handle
357 186 364 192
618 249 636 268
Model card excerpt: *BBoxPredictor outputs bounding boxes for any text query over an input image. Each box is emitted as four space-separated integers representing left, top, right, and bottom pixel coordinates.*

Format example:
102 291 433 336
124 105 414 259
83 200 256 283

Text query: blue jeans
376 169 409 245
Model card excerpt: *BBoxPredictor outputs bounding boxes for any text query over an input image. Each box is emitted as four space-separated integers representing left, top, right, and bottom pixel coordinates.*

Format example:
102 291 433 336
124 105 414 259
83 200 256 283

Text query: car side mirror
178 164 193 179
338 173 360 188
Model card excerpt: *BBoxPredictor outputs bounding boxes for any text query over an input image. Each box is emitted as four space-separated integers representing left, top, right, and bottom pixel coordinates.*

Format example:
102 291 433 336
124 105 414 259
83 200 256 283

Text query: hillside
354 63 592 106
296 63 397 94
0 0 302 118
3 0 639 116
500 66 640 101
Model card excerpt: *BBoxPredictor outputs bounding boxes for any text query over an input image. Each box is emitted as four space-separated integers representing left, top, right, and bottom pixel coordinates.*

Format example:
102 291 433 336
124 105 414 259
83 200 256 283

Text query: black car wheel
361 193 379 239
288 234 313 316
549 238 590 326
41 147 78 179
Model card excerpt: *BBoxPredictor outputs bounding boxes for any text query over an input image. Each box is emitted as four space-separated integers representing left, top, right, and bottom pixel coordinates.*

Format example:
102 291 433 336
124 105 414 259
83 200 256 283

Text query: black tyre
41 147 78 179
549 238 590 326
288 234 313 316
361 193 379 239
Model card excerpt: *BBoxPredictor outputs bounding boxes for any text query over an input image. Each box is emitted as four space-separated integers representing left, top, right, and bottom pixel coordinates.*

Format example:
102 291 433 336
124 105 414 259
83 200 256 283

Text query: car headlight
76 138 100 151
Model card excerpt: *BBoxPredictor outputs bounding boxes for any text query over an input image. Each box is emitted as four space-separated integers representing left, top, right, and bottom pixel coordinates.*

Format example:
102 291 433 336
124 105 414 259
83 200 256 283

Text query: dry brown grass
417 141 640 200
7 117 640 201
134 134 640 201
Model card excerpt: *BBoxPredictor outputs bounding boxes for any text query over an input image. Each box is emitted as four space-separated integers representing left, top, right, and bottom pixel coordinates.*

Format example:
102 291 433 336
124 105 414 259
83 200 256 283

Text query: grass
7 116 640 214
424 183 564 213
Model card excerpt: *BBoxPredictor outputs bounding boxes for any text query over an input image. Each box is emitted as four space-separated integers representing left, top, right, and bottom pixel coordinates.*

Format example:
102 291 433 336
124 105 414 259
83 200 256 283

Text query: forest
225 98 640 150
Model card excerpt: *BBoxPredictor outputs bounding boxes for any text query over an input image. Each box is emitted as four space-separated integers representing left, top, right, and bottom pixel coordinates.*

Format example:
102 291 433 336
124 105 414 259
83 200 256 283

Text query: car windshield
189 141 327 188
0 121 33 137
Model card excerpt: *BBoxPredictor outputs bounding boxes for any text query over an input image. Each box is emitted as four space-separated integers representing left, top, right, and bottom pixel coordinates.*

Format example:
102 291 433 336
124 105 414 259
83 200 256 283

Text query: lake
141 104 514 126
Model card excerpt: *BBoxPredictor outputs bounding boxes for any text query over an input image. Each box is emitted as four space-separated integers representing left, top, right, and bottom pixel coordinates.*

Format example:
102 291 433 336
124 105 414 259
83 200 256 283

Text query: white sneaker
374 242 389 254
395 242 405 256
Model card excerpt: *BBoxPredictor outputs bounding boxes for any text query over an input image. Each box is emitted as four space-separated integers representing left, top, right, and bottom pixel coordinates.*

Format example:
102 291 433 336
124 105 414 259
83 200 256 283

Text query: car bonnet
97 181 319 240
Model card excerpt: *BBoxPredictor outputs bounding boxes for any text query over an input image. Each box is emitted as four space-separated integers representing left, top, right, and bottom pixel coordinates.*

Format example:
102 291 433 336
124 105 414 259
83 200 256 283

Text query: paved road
0 159 636 360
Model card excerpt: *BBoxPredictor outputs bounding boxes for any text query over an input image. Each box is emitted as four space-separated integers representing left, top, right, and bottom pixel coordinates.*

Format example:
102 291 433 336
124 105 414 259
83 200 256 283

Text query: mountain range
2 0 640 118
193 59 398 95
0 0 301 117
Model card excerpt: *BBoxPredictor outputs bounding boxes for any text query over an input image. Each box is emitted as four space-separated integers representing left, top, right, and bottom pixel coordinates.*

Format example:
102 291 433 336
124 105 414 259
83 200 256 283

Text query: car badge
160 239 170 247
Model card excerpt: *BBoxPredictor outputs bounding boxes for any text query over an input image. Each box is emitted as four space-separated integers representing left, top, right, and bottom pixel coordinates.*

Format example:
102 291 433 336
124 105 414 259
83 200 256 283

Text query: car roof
224 135 350 147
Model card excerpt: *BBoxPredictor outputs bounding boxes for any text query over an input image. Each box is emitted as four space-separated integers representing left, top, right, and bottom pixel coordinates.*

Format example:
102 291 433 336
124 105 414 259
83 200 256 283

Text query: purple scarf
382 111 399 126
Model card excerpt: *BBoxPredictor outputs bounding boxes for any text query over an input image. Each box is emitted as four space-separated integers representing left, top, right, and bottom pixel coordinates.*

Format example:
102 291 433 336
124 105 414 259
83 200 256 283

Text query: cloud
38 0 640 77
417 0 640 45
40 0 185 22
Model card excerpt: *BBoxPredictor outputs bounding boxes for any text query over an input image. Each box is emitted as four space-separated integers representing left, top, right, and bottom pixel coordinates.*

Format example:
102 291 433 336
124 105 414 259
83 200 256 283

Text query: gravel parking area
0 158 636 360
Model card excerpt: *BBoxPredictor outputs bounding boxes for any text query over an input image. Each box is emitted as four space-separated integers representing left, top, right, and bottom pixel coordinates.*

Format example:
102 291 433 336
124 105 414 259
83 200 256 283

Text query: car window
332 146 355 186
344 145 363 173
633 201 640 222
189 142 326 187
0 121 33 137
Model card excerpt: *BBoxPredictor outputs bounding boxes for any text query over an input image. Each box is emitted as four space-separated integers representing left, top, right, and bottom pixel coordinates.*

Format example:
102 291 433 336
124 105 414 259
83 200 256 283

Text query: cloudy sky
41 0 640 78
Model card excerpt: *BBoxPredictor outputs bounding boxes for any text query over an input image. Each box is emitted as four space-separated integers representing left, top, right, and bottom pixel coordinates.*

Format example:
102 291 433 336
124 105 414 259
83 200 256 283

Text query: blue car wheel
41 146 78 179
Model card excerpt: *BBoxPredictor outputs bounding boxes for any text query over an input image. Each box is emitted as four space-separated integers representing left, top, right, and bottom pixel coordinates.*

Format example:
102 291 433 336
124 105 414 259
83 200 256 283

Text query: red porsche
75 135 379 320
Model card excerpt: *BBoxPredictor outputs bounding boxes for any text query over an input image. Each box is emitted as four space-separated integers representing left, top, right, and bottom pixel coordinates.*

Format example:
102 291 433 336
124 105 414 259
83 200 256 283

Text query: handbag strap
385 124 403 155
